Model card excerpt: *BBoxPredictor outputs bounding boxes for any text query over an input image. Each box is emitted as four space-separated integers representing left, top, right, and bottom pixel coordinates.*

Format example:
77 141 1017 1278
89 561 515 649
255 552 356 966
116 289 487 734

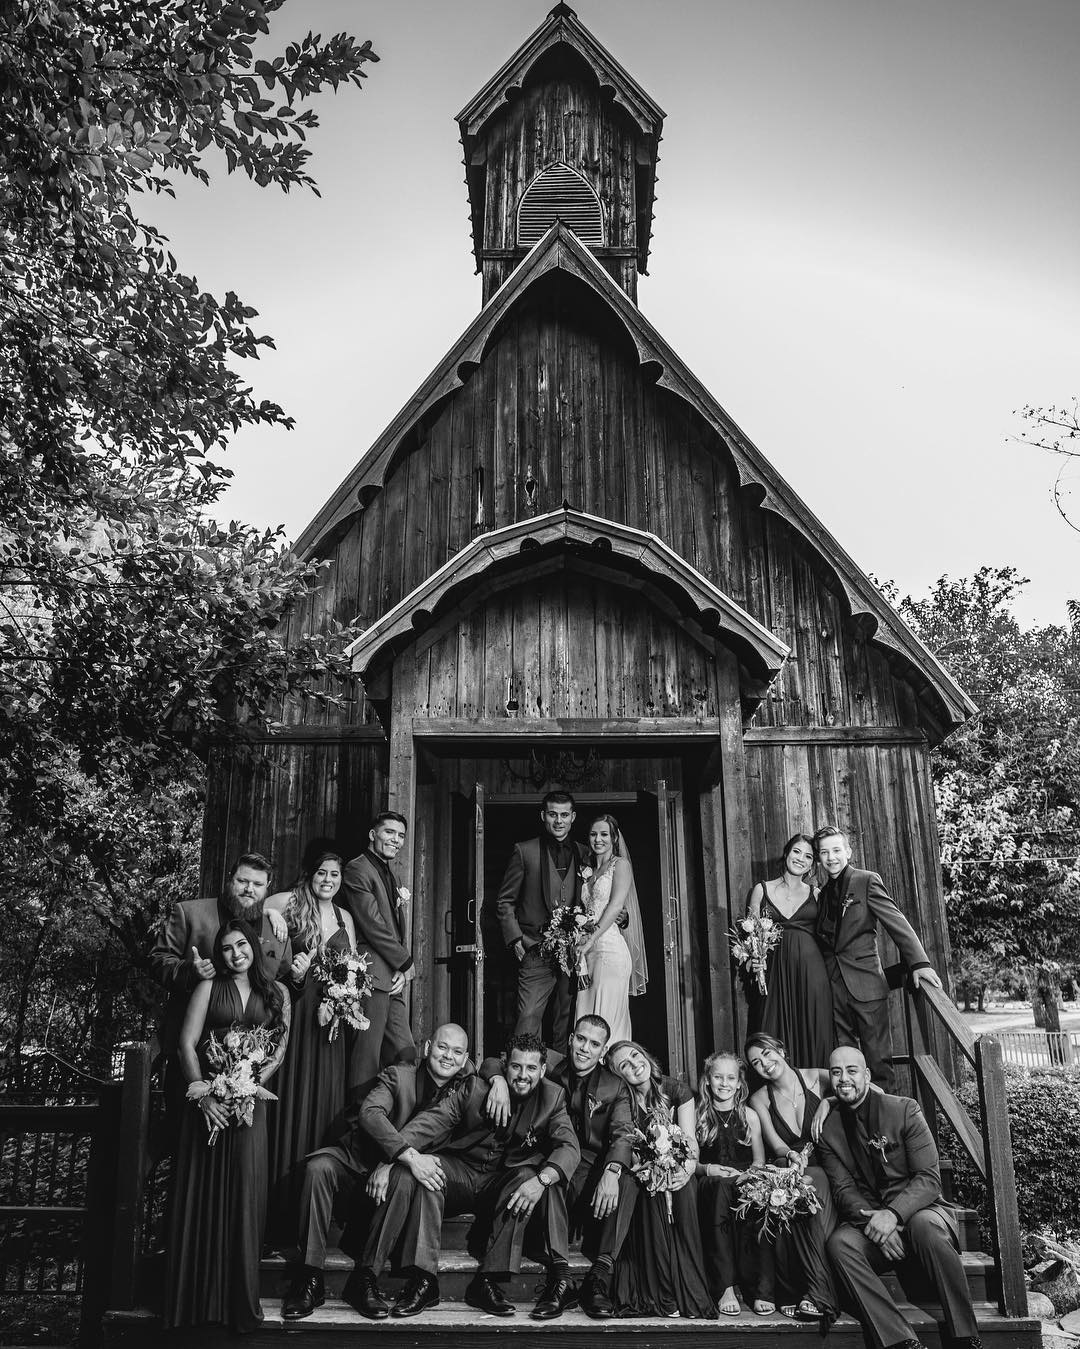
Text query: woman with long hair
607 1039 713 1318
745 834 834 1069
694 1051 772 1316
575 814 648 1043
265 841 360 1234
744 1031 837 1325
164 918 290 1332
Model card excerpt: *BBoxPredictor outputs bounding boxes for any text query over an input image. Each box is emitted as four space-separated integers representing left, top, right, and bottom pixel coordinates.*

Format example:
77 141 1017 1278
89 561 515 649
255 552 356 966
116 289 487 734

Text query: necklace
716 1106 738 1129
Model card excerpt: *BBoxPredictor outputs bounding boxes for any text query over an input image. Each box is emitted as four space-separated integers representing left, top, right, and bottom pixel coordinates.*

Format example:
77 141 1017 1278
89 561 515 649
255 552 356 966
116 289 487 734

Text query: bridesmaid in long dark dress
746 834 834 1069
694 1052 771 1315
745 1032 837 1325
607 1040 714 1319
265 844 361 1237
164 918 290 1332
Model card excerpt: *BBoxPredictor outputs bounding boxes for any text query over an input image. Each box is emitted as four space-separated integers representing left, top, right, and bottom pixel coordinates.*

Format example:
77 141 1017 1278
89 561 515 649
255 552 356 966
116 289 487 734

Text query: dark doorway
452 793 671 1064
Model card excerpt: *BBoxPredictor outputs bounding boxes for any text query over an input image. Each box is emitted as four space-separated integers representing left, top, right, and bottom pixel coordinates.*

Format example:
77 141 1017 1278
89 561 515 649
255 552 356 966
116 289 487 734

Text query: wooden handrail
977 1037 1027 1318
912 1053 985 1175
916 977 976 1066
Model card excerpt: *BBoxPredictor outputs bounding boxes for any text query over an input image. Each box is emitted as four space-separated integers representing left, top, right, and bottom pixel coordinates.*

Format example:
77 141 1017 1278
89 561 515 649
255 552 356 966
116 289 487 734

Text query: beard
222 888 263 921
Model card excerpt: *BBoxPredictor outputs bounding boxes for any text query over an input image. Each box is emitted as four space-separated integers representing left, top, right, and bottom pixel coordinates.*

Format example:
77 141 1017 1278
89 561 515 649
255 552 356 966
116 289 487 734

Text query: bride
576 813 647 1044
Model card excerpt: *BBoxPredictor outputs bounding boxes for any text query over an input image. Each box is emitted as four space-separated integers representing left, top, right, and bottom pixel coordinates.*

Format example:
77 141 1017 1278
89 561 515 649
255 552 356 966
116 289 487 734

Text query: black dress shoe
465 1275 515 1317
342 1268 390 1320
579 1269 614 1319
531 1274 578 1321
391 1273 440 1318
282 1267 324 1320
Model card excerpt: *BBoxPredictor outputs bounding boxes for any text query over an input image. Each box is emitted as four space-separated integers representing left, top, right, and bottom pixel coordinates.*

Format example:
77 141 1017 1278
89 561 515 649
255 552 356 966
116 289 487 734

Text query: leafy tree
1018 400 1080 534
887 569 1080 1022
0 0 377 1065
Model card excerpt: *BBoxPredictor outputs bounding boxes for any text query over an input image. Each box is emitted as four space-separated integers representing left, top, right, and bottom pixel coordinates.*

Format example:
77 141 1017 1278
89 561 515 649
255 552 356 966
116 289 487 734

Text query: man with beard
818 1046 982 1349
281 1023 473 1321
352 1032 580 1321
149 851 292 1134
482 1013 637 1318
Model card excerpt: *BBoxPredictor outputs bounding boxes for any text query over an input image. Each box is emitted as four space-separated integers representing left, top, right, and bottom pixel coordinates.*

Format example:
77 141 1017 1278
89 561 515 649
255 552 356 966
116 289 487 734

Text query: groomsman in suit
482 1013 637 1318
353 1032 581 1321
282 1024 473 1320
341 811 417 1093
813 826 942 1089
149 851 292 1134
819 1047 982 1349
497 790 589 1044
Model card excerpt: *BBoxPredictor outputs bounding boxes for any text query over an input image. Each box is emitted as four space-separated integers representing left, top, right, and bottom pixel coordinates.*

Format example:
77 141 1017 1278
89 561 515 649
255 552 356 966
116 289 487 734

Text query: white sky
148 0 1080 628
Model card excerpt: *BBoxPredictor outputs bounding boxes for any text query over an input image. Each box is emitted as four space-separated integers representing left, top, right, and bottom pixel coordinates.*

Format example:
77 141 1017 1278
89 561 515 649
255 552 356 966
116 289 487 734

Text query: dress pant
363 1156 569 1279
514 948 572 1045
355 989 417 1097
565 1160 637 1263
296 1147 365 1268
830 977 894 1091
827 1206 978 1348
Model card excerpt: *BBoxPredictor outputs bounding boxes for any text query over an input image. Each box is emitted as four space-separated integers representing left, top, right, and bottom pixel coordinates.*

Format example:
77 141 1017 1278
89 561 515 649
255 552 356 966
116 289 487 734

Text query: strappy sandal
718 1290 741 1317
752 1299 776 1315
795 1297 824 1321
780 1304 798 1319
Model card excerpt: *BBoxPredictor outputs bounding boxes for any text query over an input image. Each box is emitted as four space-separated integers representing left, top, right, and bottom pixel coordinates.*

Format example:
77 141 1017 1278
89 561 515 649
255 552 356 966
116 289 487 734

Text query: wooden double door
447 783 697 1076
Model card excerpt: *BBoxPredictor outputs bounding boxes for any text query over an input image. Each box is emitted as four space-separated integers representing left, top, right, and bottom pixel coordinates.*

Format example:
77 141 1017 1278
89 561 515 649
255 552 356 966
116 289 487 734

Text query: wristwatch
538 1170 555 1187
605 1161 622 1175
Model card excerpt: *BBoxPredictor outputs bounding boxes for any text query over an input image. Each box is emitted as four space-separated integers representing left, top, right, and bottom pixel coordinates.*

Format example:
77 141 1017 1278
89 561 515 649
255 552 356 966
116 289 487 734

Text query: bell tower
457 3 665 305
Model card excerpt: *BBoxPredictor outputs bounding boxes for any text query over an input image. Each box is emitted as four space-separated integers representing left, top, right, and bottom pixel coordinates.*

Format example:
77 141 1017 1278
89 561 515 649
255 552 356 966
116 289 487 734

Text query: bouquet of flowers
735 1143 821 1238
186 1023 280 1146
631 1110 695 1223
729 913 783 994
313 947 374 1042
539 895 598 989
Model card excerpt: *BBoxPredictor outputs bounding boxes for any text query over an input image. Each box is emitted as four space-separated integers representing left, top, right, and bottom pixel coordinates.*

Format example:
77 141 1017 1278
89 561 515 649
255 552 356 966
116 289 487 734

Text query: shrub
939 1065 1080 1240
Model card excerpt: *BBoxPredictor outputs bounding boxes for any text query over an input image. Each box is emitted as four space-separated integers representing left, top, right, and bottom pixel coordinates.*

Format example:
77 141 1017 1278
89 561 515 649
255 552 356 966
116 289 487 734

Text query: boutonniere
396 886 410 909
840 893 858 918
578 865 593 883
522 1127 538 1150
587 1093 602 1118
867 1133 891 1159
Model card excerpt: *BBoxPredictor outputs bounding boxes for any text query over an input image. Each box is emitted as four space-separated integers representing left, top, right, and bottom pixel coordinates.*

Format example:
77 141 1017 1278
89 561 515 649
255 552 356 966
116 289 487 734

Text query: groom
496 791 588 1045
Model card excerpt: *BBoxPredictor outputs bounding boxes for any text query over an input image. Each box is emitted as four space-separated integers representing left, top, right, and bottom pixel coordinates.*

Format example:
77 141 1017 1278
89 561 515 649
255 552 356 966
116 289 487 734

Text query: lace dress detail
575 864 633 1044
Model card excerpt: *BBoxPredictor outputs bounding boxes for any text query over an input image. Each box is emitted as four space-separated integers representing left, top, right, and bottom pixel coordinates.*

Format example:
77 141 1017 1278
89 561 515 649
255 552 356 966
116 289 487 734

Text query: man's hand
860 1207 900 1246
880 1229 906 1262
403 965 416 983
810 1097 832 1142
402 1149 444 1192
366 1161 393 1206
485 1075 510 1129
389 971 406 995
290 950 312 980
912 967 942 991
591 1168 620 1219
267 910 288 943
513 939 526 963
191 946 216 981
506 1175 546 1217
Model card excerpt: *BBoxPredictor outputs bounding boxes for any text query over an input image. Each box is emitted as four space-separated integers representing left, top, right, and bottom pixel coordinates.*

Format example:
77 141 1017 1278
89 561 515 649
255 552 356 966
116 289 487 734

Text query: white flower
574 913 589 927
397 886 410 906
770 1191 787 1208
579 866 593 881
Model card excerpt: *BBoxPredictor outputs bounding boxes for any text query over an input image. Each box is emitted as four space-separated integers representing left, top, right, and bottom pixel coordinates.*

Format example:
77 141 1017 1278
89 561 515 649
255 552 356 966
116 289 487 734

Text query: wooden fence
993 1029 1079 1070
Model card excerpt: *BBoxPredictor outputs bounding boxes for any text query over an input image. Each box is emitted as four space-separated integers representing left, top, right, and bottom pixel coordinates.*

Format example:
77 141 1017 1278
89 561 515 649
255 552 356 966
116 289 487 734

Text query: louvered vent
517 164 604 247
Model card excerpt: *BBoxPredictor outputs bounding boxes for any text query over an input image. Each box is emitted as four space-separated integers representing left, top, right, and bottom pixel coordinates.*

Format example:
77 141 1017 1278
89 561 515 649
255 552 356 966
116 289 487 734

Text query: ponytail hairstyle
212 917 284 1029
697 1050 752 1149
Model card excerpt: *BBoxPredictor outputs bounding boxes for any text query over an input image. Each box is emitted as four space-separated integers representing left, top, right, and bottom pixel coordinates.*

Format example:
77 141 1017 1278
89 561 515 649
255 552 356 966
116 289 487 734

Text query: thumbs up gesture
192 946 216 981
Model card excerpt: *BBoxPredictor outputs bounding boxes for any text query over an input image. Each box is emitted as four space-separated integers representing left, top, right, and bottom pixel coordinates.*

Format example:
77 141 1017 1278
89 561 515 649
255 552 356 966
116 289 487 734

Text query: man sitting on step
281 1023 473 1320
482 1012 637 1318
818 1046 984 1349
351 1031 580 1321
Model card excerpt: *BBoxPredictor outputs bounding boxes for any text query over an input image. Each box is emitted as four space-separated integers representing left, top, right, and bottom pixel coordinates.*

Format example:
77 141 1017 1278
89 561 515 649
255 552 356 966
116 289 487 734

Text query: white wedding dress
577 865 634 1045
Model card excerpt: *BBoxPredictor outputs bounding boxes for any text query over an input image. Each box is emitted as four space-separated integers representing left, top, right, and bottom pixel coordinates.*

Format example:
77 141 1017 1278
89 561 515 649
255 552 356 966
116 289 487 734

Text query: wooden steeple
457 3 665 304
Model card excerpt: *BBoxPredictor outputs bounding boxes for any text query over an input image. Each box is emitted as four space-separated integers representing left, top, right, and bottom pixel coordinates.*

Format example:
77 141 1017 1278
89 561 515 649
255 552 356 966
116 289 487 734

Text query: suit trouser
827 1208 978 1349
514 948 572 1045
566 1160 638 1264
355 989 417 1097
296 1146 366 1269
830 975 894 1091
364 1156 569 1279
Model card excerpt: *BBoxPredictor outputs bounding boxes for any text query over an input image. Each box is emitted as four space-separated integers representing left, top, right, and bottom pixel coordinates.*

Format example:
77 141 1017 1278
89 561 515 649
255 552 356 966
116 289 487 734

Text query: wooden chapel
201 3 974 1075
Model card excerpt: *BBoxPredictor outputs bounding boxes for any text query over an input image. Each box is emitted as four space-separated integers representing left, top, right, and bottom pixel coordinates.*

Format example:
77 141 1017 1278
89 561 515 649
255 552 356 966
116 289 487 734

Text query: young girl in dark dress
745 1031 837 1325
746 834 834 1069
265 844 361 1237
164 919 290 1332
694 1052 771 1316
607 1040 714 1319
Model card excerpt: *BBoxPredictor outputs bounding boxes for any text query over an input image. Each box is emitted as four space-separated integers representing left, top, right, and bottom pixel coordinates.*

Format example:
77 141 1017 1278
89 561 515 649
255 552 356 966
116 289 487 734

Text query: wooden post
79 1082 121 1347
109 1044 152 1311
976 1036 1027 1318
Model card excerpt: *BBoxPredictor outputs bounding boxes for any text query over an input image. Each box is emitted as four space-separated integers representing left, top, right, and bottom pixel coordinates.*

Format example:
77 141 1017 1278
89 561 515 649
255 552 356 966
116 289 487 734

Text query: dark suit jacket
341 850 412 994
496 836 589 948
816 866 932 1002
817 1091 949 1227
396 1075 581 1184
343 1061 474 1170
148 897 292 1055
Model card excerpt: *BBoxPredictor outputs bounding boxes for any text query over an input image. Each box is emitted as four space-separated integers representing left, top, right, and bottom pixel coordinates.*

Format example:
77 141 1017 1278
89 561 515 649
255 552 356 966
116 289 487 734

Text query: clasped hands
860 1207 905 1261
